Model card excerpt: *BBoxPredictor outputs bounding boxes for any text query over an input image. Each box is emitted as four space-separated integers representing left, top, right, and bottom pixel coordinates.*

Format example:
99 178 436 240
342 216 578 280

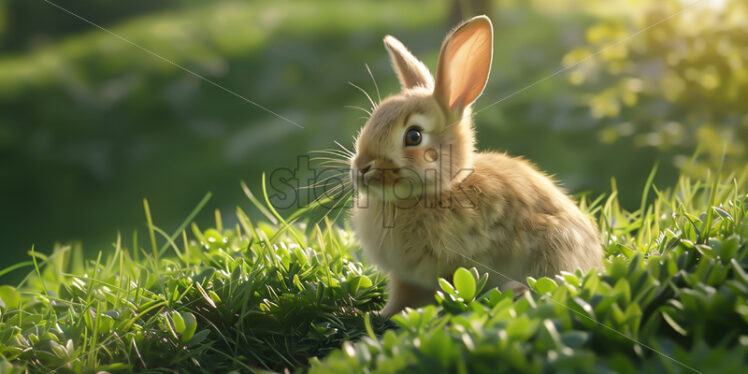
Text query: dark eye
404 127 422 146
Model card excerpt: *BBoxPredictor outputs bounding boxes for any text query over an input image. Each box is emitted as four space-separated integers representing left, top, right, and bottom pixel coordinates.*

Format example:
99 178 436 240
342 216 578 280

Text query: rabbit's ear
433 16 493 114
383 35 434 90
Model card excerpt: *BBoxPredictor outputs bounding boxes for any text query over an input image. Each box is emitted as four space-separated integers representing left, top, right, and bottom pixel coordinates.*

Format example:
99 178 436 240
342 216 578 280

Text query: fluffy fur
350 16 602 317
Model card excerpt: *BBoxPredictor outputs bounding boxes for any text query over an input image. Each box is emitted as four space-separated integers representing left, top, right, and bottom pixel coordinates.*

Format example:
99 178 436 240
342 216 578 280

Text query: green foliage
565 0 748 175
1 167 747 372
0 193 390 372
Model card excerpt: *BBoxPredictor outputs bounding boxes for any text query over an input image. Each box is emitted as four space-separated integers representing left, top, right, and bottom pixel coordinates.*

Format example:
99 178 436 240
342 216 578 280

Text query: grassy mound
1 166 747 373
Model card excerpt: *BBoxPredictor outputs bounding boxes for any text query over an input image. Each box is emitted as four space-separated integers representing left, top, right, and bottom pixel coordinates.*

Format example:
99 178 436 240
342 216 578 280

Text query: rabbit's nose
355 155 375 175
359 160 374 175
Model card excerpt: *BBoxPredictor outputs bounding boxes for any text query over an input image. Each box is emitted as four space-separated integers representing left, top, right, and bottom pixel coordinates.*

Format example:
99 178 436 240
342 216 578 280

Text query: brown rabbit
350 16 602 317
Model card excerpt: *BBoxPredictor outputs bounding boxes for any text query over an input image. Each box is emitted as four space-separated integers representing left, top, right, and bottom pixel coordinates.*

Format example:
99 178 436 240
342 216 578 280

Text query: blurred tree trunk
448 0 493 26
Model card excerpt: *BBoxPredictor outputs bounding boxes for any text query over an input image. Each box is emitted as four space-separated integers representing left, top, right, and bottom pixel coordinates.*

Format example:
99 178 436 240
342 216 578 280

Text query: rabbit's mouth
363 167 400 186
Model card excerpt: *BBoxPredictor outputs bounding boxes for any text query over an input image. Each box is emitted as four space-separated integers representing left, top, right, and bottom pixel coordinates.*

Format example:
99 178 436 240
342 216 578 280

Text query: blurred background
0 0 746 280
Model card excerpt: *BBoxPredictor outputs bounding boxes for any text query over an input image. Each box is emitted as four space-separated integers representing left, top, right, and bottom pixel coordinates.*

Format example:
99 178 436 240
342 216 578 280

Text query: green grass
0 162 746 373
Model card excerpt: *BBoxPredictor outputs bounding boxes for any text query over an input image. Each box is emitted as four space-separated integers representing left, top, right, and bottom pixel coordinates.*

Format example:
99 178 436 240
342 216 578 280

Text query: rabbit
349 15 602 317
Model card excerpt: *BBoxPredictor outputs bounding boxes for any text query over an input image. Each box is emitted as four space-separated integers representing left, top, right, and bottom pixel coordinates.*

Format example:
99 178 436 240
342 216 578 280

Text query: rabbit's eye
404 127 422 146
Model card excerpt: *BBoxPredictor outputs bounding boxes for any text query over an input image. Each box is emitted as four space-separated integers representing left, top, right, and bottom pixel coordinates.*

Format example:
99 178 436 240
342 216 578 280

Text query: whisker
314 163 350 171
312 188 354 228
310 156 351 164
334 141 355 157
316 162 351 169
365 63 381 104
310 148 354 160
309 159 351 170
308 181 352 208
311 172 351 186
322 180 351 193
328 189 355 224
348 81 376 111
298 173 350 190
345 105 372 117
298 179 349 191
307 185 343 206
309 148 351 157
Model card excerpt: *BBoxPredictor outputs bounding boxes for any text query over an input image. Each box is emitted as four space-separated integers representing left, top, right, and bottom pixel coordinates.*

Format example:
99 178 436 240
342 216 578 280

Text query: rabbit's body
349 16 602 316
353 151 600 290
352 152 601 315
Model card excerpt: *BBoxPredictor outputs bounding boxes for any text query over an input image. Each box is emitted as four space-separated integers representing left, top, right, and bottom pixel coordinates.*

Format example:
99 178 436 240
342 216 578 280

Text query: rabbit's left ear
384 35 434 90
433 16 493 115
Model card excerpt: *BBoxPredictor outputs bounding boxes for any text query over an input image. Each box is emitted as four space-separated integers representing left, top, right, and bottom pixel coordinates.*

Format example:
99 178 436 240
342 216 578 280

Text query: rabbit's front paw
379 278 435 318
502 280 529 300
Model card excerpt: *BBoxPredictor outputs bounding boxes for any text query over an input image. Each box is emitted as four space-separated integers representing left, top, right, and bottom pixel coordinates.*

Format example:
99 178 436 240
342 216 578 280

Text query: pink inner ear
446 31 491 109
435 19 493 112
449 93 465 110
449 68 485 110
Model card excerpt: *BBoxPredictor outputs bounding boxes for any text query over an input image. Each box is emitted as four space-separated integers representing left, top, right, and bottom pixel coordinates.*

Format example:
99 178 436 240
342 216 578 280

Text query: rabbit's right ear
433 16 493 116
383 35 434 90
